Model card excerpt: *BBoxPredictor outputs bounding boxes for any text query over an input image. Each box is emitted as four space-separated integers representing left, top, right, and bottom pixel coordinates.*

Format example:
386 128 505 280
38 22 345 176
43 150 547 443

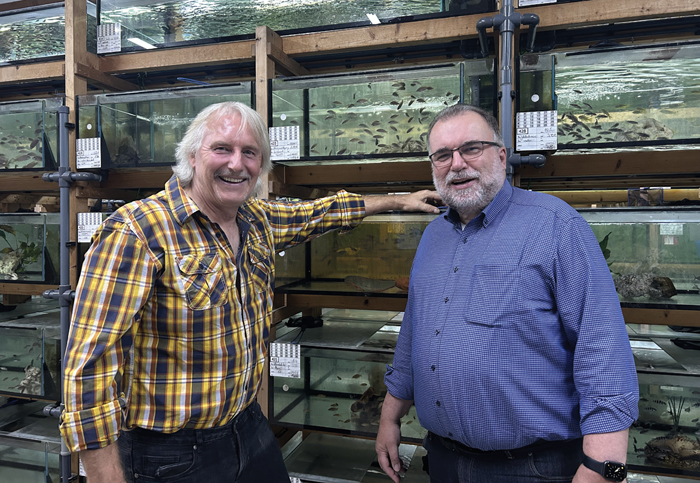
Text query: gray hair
426 104 504 152
173 102 272 187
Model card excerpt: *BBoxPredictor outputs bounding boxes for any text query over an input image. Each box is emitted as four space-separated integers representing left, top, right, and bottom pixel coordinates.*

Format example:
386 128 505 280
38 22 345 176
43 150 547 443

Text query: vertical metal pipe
57 105 72 483
499 0 515 151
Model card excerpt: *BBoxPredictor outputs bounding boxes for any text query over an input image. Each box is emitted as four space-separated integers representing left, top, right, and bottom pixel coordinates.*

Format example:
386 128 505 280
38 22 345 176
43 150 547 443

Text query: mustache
215 170 249 179
444 169 480 184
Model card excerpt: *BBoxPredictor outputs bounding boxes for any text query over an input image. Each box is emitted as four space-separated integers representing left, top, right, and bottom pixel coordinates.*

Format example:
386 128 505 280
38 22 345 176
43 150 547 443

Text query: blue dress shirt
385 181 639 451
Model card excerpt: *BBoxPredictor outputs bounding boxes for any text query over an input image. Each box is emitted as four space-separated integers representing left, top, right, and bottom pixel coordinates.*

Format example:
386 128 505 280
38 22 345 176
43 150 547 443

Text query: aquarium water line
476 0 546 182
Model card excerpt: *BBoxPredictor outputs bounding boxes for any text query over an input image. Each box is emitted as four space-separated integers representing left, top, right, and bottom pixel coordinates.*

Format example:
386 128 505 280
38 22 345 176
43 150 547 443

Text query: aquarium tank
0 98 62 171
270 309 425 441
97 0 496 50
275 212 437 295
577 207 700 309
270 61 495 164
518 42 700 153
0 2 97 63
77 82 254 168
0 213 59 284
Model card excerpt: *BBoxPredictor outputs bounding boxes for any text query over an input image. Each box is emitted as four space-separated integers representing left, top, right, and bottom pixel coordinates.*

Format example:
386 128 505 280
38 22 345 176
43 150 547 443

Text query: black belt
428 432 583 459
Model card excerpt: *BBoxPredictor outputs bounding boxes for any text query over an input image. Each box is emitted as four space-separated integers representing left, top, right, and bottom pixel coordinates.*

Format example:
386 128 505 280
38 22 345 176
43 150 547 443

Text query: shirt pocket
466 264 523 328
247 244 272 290
176 252 228 310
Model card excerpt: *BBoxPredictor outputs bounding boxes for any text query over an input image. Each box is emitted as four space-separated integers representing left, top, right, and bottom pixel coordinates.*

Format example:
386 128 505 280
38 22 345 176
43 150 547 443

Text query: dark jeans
118 402 289 483
423 432 584 483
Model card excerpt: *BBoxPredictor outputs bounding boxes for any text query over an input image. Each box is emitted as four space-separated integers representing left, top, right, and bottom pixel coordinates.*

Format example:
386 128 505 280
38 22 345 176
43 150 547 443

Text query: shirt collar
443 180 513 229
166 175 201 225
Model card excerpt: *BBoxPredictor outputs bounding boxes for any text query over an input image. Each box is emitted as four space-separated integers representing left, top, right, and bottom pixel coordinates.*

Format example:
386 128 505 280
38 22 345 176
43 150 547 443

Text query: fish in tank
78 83 253 167
271 61 495 162
520 43 700 152
0 99 60 171
0 213 59 284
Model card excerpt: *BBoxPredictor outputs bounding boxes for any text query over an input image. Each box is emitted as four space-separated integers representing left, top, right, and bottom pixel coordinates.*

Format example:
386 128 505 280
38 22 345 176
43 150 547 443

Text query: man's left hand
364 190 443 216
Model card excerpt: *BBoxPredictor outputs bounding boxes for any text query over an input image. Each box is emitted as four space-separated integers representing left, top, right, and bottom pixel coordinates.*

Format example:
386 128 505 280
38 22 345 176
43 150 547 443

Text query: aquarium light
366 13 381 25
128 37 156 50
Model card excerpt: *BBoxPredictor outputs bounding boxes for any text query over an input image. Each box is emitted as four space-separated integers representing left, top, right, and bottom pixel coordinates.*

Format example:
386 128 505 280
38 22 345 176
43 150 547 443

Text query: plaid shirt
60 175 364 451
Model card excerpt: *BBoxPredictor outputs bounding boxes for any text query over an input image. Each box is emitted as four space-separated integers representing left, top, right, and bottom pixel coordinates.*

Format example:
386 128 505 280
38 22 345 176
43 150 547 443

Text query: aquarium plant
0 224 42 280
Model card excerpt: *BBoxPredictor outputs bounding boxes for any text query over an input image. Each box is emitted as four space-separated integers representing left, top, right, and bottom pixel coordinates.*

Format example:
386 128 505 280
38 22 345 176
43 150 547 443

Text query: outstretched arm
364 190 442 216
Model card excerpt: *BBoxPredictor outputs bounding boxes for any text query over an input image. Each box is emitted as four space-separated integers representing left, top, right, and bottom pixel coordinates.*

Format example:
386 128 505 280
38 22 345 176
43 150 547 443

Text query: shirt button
454 267 458 272
444 297 449 303
462 238 467 244
436 401 441 407
435 329 440 335
431 365 436 371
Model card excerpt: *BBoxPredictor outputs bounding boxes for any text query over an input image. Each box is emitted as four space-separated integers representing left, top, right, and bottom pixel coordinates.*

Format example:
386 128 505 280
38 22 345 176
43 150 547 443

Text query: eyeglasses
428 140 502 167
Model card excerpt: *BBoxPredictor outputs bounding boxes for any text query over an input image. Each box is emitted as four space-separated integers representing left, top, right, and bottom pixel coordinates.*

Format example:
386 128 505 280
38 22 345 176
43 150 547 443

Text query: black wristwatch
582 454 627 481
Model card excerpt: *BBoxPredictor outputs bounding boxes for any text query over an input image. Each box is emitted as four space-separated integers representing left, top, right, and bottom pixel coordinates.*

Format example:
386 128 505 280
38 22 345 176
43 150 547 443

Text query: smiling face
186 113 263 222
429 111 507 224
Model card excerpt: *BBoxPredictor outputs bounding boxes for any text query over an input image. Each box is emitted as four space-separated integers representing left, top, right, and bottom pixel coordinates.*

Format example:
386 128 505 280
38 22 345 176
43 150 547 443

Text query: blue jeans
423 432 584 483
118 402 289 483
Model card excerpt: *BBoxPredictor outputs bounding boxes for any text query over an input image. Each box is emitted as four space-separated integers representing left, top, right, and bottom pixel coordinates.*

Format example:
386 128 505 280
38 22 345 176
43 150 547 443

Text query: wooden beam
542 188 700 205
282 160 433 186
81 168 173 191
0 0 57 13
525 177 700 191
621 307 700 328
0 61 64 86
519 150 700 179
0 173 53 191
74 62 139 92
252 28 309 77
286 294 407 312
100 41 255 75
0 283 57 296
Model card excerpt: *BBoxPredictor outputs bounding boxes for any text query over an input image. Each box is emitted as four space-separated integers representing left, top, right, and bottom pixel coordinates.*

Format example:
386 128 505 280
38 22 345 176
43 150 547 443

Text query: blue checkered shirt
386 181 639 451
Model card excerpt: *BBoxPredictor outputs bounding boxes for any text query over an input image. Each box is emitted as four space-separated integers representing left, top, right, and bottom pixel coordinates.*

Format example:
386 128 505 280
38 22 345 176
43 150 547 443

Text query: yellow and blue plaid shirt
60 175 364 451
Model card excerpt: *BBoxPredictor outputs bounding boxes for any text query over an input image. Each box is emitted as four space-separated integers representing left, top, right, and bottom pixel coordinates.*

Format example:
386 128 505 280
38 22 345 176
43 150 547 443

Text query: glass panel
0 213 59 285
520 43 700 153
275 212 437 295
77 83 253 167
577 207 700 309
270 314 426 442
0 98 62 171
0 4 97 63
271 61 495 164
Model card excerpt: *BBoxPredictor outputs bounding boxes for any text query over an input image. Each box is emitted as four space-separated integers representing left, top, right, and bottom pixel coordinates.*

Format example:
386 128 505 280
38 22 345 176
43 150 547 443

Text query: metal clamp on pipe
43 402 64 419
43 286 76 305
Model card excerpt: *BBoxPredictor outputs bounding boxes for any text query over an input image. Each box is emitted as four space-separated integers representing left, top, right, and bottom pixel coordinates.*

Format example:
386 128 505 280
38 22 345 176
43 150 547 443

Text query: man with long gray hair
61 102 442 483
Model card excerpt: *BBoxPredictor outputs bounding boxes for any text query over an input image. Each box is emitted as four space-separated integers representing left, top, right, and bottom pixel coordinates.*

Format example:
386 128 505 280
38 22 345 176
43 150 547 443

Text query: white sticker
516 111 558 151
76 137 102 169
269 342 301 378
518 0 557 5
97 23 122 54
269 126 300 161
660 223 683 236
78 212 106 243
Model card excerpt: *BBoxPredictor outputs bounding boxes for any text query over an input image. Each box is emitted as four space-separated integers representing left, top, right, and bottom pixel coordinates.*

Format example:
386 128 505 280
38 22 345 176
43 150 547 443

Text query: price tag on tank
516 110 558 151
76 137 102 169
269 342 301 378
269 124 300 161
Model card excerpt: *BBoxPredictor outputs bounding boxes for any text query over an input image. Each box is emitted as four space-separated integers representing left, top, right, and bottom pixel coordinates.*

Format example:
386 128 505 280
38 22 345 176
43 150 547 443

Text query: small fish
333 101 342 105
349 138 362 142
361 383 368 386
417 98 426 103
405 420 413 424
340 119 348 125
389 101 400 106
334 130 345 136
363 129 373 135
376 129 387 133
416 86 433 92
343 419 350 423
356 98 369 104
290 120 299 126
373 135 383 139
392 82 405 88
573 89 583 94
626 120 638 124
334 413 341 417
570 103 582 109
327 110 336 115
397 100 404 110
388 120 399 125
692 418 699 422
637 132 650 138
328 407 336 411
371 121 381 126
352 374 362 379
615 104 628 108
337 148 347 155
359 123 369 128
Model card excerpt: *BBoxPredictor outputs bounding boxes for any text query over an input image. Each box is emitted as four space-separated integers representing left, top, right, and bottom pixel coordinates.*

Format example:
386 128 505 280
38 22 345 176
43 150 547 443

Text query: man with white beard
375 104 638 483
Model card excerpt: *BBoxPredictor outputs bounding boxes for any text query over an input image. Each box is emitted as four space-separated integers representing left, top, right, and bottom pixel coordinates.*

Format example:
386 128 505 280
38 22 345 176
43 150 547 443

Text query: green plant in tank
598 231 613 267
0 224 42 280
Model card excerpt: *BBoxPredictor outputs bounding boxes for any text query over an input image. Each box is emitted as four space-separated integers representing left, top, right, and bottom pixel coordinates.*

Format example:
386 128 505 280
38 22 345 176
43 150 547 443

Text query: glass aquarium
270 61 495 164
627 322 700 478
577 207 700 309
0 98 63 171
97 0 496 50
0 312 61 400
0 398 61 483
270 310 426 442
518 42 700 153
275 212 437 296
0 213 60 284
77 82 253 168
0 3 97 63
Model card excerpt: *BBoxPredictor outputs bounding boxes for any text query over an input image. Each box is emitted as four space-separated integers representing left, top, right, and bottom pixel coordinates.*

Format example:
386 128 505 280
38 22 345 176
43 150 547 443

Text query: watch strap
582 454 606 475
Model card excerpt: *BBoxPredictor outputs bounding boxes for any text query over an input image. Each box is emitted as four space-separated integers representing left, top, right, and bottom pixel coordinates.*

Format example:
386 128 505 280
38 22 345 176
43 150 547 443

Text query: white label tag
516 111 558 151
518 0 557 5
269 342 301 378
76 137 102 169
269 126 300 161
97 23 122 54
660 223 683 236
78 212 106 243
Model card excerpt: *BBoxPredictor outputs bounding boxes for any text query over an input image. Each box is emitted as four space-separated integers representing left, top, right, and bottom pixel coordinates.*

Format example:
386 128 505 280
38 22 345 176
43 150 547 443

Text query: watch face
603 462 627 482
